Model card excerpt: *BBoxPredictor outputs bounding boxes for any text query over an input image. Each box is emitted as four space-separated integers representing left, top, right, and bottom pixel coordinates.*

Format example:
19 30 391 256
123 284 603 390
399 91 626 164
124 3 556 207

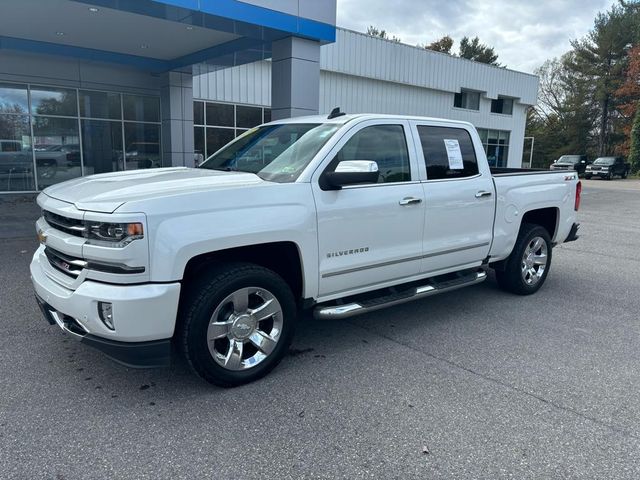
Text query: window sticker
443 139 464 169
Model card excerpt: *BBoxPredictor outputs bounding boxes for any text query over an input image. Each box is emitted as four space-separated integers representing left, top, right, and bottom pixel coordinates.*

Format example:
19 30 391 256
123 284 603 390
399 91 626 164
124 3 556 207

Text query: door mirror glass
323 160 379 190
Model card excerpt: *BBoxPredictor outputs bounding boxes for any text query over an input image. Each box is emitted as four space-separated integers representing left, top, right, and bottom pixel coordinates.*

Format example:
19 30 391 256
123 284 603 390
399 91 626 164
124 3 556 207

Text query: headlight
85 221 144 247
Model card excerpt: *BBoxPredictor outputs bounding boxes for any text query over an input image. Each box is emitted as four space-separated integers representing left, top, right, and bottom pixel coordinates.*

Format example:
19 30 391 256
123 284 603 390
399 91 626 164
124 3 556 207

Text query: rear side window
335 124 411 183
417 126 479 180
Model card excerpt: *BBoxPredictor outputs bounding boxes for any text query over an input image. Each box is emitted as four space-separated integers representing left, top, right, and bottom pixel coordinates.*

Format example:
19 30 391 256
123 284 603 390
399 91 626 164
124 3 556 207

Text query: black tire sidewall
181 264 297 387
497 224 552 295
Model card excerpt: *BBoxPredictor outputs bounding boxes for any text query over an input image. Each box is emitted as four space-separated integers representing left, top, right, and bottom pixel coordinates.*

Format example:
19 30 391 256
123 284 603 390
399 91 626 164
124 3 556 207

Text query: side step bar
314 270 487 320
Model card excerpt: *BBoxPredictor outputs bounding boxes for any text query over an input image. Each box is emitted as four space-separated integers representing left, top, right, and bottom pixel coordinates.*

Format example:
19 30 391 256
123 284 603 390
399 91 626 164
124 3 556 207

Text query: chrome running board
314 270 487 320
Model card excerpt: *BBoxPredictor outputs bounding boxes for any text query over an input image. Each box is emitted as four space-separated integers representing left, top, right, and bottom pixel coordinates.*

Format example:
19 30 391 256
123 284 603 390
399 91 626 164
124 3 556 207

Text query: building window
194 101 270 159
490 96 514 115
453 90 480 111
477 128 510 167
0 81 162 192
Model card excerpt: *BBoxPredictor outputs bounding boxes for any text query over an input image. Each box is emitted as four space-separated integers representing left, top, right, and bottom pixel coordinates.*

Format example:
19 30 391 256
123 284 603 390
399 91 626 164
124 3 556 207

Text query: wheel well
521 207 558 240
181 242 304 301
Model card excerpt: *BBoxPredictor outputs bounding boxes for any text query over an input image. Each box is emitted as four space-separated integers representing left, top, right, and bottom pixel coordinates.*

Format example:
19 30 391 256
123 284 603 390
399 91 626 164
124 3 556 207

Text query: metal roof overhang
0 0 336 73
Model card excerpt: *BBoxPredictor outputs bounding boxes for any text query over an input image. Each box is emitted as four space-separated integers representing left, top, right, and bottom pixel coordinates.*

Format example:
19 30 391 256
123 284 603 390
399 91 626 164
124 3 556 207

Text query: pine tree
629 105 640 173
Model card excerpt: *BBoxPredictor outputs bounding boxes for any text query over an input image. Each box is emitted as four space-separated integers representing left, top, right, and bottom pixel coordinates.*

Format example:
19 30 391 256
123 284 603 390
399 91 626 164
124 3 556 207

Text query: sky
336 0 617 73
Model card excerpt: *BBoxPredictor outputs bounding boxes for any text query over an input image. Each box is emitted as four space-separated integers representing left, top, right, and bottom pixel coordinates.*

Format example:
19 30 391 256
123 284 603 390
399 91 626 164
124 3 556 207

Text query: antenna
327 107 346 119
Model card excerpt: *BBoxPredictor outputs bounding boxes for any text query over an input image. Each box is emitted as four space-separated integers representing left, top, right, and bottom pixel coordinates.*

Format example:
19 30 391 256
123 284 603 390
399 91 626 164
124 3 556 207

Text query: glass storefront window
80 90 121 120
194 101 204 125
0 83 29 115
32 116 81 188
123 94 160 123
206 102 234 127
81 120 123 176
31 87 78 117
206 127 235 156
124 123 161 170
236 105 262 128
0 114 34 191
477 128 511 167
194 126 205 165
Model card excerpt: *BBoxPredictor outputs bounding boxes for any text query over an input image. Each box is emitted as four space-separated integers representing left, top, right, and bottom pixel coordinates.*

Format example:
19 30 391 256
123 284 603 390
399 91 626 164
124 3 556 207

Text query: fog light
98 302 114 330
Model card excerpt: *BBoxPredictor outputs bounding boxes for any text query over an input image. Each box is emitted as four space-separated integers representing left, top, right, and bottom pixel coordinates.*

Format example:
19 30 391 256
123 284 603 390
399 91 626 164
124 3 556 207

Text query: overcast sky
336 0 617 73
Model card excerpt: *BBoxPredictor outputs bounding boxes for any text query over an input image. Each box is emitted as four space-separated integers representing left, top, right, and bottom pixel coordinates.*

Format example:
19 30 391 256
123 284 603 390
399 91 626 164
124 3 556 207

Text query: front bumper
31 245 181 367
36 295 171 368
586 170 609 176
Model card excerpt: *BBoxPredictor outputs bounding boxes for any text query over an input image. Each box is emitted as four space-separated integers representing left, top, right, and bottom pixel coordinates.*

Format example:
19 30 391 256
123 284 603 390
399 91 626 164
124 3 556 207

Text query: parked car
585 156 630 180
550 155 589 176
0 140 61 182
31 113 581 387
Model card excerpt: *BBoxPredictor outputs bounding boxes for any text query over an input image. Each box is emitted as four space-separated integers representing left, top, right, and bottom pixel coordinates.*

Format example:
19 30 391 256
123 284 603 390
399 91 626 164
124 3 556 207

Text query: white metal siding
192 28 539 168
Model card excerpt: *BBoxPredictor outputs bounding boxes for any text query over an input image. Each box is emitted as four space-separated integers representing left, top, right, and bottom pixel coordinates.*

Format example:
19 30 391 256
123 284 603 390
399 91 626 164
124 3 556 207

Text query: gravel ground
1 179 639 479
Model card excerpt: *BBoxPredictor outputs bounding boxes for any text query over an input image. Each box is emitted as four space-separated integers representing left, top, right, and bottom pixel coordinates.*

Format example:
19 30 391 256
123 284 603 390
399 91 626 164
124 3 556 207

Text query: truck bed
491 167 559 176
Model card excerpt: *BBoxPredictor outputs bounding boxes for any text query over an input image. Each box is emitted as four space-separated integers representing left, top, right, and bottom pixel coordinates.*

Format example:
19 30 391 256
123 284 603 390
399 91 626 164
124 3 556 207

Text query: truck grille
44 247 87 277
43 210 86 237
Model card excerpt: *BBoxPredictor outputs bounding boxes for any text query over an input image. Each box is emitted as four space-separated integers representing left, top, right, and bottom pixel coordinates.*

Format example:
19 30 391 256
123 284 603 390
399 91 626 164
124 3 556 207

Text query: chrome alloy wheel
207 287 283 371
521 236 548 286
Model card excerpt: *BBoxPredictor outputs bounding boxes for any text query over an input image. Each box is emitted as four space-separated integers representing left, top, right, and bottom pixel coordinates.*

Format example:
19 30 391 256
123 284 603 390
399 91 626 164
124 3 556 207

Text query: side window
417 126 479 180
334 124 411 183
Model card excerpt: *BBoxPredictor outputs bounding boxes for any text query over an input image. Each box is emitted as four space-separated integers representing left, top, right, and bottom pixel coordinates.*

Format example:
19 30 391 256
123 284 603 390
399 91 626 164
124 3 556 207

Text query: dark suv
549 155 589 176
585 157 630 180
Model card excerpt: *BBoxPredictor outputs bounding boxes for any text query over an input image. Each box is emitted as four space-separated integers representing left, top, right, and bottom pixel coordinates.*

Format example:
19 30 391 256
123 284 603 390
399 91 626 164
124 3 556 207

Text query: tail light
574 181 582 211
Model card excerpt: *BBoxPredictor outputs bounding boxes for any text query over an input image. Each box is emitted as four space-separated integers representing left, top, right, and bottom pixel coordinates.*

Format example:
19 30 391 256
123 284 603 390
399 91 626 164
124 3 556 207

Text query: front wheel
178 263 297 387
585 175 592 180
495 223 552 295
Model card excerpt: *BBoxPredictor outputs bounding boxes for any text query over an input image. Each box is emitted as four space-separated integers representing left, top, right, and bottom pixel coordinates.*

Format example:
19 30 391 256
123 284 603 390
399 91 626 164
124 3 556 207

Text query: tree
458 36 500 65
425 35 453 54
614 45 640 155
568 4 637 155
629 105 640 172
366 25 401 43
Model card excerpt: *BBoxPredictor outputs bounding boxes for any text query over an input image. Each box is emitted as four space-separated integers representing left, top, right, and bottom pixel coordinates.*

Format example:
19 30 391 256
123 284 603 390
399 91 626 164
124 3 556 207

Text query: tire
585 175 592 180
622 171 628 179
495 223 552 295
606 173 612 180
178 262 297 387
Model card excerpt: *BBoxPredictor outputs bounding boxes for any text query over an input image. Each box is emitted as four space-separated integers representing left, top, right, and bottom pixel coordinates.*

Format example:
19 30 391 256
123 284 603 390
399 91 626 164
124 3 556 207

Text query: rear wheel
585 174 592 180
622 170 628 179
178 263 297 387
495 223 552 295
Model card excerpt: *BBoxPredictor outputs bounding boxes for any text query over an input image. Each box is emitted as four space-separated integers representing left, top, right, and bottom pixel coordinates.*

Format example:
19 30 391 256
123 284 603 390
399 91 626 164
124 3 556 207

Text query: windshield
593 157 616 165
199 123 340 183
557 155 580 164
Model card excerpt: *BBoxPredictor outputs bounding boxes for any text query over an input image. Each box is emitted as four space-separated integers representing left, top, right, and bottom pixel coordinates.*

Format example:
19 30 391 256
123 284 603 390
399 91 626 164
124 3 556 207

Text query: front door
411 123 494 275
312 121 425 300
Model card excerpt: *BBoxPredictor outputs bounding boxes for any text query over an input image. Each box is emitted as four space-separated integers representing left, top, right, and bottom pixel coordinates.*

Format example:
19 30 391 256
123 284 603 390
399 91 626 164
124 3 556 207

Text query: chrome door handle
399 197 422 206
475 191 492 198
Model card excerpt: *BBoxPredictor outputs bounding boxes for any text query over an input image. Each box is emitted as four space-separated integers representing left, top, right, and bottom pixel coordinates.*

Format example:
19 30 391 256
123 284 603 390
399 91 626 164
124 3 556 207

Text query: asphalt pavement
1 179 639 479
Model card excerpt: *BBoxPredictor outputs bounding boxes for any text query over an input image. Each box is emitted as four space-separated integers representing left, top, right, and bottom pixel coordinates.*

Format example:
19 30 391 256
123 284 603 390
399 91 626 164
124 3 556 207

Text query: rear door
312 120 425 300
410 122 494 275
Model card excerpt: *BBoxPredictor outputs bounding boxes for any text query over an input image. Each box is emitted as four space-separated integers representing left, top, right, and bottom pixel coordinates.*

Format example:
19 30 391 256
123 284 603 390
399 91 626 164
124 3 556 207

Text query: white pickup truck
31 113 581 387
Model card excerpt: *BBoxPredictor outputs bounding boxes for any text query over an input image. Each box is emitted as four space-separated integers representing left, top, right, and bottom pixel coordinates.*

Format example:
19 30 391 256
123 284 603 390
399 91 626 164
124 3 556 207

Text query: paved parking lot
1 179 639 479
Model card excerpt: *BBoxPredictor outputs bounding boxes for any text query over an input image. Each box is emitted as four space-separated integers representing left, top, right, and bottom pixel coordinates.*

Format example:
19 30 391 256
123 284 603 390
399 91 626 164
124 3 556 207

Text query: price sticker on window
443 139 464 170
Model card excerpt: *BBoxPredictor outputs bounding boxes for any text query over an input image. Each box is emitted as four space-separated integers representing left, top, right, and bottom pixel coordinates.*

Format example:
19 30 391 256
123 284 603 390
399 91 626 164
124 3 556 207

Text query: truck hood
42 167 264 213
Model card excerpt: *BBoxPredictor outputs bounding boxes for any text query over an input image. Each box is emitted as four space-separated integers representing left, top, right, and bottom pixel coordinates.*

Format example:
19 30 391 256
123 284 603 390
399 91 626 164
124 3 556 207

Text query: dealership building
0 0 538 193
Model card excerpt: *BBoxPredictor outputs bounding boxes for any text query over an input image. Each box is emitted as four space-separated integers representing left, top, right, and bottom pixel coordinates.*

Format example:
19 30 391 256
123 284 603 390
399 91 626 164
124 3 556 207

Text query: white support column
160 71 195 167
271 37 321 120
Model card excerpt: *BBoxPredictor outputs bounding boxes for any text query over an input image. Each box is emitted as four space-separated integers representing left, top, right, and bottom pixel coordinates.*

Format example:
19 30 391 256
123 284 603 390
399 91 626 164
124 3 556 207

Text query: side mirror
321 160 379 190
